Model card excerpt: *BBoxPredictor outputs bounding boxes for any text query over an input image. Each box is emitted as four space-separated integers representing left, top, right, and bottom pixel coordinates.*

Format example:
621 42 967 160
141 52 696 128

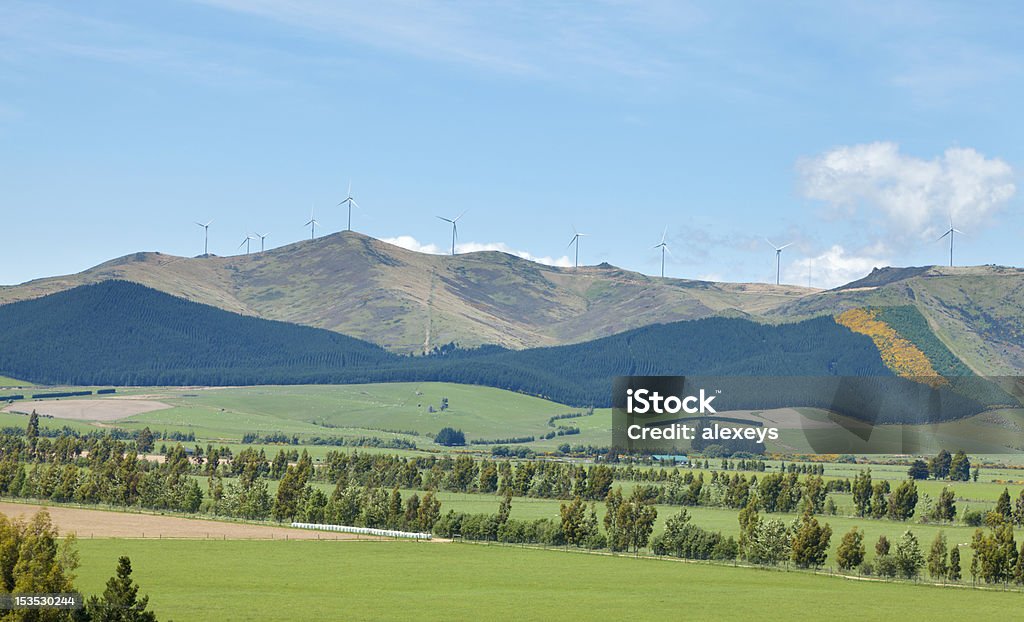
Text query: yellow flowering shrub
836 308 945 386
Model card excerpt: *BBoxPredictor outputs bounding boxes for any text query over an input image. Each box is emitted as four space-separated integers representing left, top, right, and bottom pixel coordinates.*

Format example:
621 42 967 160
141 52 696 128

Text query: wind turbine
437 211 465 256
238 234 256 255
766 238 792 285
568 226 589 269
937 217 964 267
337 181 359 232
195 220 213 256
653 227 670 278
305 206 320 240
255 232 269 253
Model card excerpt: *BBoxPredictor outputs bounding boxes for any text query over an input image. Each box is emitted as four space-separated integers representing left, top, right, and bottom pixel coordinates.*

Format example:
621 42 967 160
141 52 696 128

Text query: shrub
434 427 466 447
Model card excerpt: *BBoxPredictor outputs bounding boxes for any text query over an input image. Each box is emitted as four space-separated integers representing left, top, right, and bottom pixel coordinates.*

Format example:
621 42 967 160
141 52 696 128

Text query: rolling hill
0 231 816 353
766 265 1024 374
0 232 1021 373
0 280 892 406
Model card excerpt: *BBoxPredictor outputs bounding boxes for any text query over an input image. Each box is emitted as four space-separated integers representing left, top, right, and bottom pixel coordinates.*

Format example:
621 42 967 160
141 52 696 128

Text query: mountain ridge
0 280 892 407
0 231 819 352
2 231 1021 373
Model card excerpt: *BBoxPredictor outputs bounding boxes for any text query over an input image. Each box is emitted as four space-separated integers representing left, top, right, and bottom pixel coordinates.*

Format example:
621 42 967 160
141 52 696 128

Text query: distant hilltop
1 231 1022 374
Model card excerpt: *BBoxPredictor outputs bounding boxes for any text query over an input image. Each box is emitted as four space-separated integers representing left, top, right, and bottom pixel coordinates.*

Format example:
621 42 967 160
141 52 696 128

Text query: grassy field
72 539 1024 621
0 375 32 388
5 383 610 449
9 382 1024 458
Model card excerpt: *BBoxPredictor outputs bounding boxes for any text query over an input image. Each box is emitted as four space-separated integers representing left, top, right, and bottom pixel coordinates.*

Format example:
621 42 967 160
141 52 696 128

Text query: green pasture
0 410 100 434
0 375 33 388
7 382 1024 458
72 539 1024 622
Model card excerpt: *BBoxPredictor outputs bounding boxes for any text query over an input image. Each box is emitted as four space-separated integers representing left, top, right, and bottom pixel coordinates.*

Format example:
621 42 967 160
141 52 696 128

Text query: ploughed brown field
0 502 371 540
2 398 171 422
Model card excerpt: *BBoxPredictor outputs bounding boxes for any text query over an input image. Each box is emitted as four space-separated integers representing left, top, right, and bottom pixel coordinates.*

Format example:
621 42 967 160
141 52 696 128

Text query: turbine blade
765 238 777 249
660 226 668 245
937 230 951 241
779 243 793 250
350 200 359 209
454 210 467 222
437 216 453 223
952 228 964 235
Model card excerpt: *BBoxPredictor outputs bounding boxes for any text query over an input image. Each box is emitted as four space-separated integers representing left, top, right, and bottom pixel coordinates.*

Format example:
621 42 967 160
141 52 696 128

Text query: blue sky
1 1 1022 287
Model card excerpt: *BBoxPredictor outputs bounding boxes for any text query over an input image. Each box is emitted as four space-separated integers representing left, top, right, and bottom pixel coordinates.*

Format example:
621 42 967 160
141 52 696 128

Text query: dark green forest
874 306 973 376
0 280 894 406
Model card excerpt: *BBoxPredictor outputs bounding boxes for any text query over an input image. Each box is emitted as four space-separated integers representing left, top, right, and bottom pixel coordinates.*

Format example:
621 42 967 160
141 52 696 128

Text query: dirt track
0 502 368 540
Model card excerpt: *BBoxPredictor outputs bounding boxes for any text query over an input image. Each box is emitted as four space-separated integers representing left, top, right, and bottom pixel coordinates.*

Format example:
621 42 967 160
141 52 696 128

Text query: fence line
290 522 432 540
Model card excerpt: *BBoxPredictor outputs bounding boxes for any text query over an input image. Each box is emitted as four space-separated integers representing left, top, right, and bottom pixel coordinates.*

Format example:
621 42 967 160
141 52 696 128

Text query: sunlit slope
768 265 1024 374
3 234 1020 373
0 231 815 353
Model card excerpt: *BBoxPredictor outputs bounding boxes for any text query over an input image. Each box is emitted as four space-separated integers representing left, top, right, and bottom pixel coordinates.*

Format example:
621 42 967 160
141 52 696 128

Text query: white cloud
380 235 443 255
695 273 723 282
797 142 1016 237
381 236 573 267
784 245 891 289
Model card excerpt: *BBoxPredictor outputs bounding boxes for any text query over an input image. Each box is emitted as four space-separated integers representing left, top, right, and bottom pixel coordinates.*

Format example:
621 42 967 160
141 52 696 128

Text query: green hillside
10 382 1023 453
0 375 32 388
0 281 891 407
769 265 1024 374
2 234 1020 374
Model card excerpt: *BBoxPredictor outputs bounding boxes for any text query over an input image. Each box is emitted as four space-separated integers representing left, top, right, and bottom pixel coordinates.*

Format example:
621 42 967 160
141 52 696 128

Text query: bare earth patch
2 398 170 422
0 502 371 540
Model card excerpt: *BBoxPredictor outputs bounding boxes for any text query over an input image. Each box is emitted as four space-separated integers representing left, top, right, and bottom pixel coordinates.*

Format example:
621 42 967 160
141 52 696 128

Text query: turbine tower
337 181 359 232
305 206 320 240
256 232 269 253
195 220 213 256
238 234 256 255
937 217 964 267
653 227 670 278
766 238 792 285
437 211 465 256
567 226 588 269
